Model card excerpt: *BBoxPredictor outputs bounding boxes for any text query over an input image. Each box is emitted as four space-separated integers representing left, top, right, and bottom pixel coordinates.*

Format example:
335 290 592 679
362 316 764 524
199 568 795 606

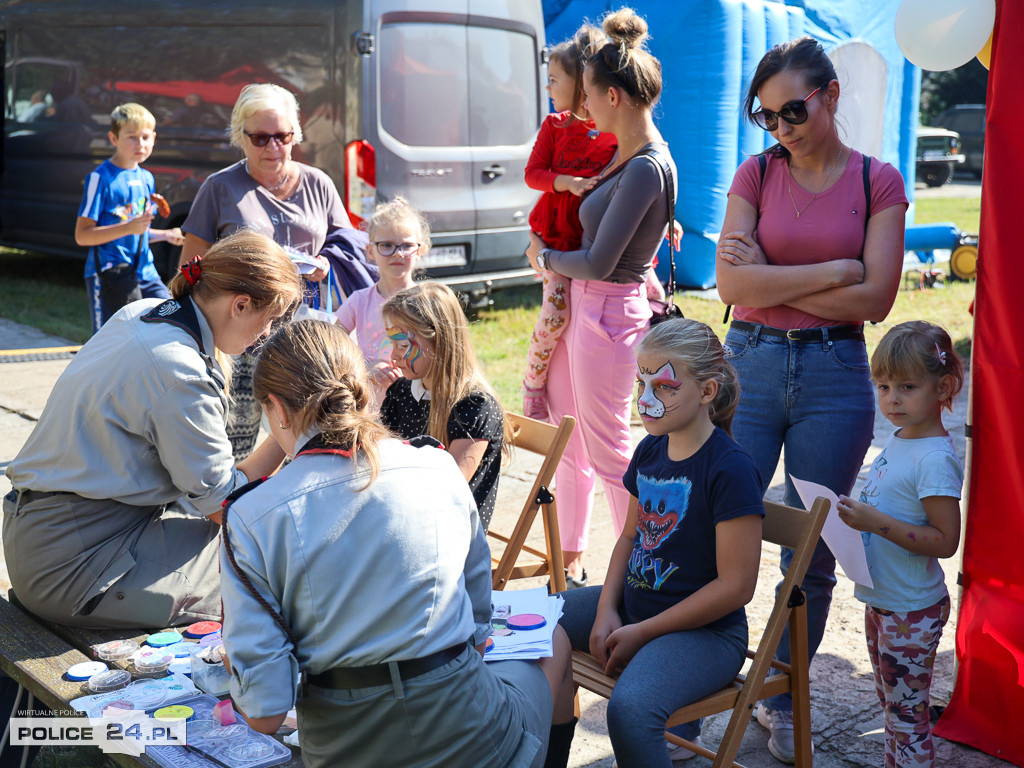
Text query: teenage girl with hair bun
526 6 677 590
4 230 301 629
219 319 576 768
380 282 511 532
556 317 764 767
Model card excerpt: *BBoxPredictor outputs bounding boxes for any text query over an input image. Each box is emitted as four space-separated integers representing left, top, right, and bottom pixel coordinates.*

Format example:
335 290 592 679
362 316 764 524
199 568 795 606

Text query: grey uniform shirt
7 298 245 516
221 437 492 718
182 160 351 256
547 142 675 283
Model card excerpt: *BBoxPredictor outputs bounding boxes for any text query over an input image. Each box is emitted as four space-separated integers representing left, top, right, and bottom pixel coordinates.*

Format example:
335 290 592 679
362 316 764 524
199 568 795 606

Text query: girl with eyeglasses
335 197 430 406
715 37 908 763
379 282 512 533
180 82 369 461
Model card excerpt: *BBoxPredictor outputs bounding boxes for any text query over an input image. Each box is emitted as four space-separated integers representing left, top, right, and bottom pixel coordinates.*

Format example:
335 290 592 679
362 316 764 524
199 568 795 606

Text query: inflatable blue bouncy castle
544 0 918 288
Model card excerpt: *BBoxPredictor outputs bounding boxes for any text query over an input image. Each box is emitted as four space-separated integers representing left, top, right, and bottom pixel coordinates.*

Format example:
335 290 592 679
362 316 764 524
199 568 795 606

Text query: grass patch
0 248 91 343
915 196 981 233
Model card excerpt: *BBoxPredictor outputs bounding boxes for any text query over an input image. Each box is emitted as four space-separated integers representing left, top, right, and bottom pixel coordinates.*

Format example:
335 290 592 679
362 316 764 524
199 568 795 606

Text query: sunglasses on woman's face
751 86 822 131
244 131 295 147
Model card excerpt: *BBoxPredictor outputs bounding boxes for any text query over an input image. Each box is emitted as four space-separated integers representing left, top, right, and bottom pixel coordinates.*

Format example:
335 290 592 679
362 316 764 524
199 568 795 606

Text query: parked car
0 0 547 303
935 103 985 178
915 126 965 187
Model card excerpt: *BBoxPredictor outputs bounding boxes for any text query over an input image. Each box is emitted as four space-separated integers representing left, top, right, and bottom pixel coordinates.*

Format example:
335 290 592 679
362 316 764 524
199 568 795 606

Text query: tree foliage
920 59 988 125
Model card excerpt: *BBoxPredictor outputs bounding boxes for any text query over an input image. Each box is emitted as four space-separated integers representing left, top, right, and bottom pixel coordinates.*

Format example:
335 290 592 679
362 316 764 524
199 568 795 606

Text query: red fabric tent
932 1 1024 764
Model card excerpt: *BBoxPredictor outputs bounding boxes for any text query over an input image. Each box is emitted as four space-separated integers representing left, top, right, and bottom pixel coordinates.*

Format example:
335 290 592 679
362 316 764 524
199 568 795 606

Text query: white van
0 0 546 300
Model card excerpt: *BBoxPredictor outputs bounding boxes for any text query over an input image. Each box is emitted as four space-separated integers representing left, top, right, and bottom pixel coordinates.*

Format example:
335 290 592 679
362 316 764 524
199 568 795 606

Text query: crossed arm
715 194 905 323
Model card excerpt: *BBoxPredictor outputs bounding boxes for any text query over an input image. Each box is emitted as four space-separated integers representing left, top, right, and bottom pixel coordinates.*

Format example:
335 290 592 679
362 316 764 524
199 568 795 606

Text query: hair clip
180 255 203 286
934 342 947 366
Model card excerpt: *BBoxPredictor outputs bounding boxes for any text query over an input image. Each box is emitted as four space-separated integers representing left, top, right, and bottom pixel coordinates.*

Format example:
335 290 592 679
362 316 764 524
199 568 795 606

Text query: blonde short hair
110 103 155 136
228 83 303 149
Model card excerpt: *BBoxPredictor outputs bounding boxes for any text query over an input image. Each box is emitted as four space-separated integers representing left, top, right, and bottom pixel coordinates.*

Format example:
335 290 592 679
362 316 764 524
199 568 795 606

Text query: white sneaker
754 702 797 764
667 734 702 762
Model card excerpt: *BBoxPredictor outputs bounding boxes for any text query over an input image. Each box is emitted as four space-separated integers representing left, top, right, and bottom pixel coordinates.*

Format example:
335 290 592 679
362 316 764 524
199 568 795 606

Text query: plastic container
67 661 108 681
184 621 222 639
87 669 132 694
133 650 173 679
154 704 195 722
190 644 231 696
95 639 139 662
146 631 184 648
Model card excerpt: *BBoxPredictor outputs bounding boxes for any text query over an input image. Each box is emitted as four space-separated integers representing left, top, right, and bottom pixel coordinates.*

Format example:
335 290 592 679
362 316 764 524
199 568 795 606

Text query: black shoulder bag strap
722 152 872 324
638 148 678 309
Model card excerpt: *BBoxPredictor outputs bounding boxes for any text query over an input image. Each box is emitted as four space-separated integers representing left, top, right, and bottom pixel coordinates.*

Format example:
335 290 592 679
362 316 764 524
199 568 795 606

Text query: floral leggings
524 270 571 390
865 595 950 768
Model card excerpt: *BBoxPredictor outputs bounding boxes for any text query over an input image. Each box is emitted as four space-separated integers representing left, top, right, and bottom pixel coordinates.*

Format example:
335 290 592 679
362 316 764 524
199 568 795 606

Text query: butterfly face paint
387 326 421 368
636 362 681 419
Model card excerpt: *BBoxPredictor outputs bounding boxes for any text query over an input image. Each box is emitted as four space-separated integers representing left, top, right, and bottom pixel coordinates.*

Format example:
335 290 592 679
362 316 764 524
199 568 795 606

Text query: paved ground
0 315 1012 768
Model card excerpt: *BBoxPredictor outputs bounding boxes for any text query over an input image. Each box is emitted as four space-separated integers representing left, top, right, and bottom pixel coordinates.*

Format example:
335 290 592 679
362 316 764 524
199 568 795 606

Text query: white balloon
895 0 996 71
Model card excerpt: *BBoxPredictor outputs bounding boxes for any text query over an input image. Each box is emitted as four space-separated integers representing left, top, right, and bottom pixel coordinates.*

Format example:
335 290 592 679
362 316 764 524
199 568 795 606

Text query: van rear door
368 1 543 289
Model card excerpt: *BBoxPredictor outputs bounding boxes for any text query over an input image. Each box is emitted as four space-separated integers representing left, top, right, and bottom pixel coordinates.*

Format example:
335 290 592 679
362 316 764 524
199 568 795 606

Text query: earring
279 422 286 429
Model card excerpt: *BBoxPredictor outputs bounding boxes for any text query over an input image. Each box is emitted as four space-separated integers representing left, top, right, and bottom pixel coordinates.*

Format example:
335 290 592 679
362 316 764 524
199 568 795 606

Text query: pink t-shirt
728 149 907 329
335 284 390 402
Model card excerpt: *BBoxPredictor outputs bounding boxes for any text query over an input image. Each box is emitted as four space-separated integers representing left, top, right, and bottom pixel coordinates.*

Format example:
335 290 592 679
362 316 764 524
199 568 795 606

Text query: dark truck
915 125 965 187
1 0 547 301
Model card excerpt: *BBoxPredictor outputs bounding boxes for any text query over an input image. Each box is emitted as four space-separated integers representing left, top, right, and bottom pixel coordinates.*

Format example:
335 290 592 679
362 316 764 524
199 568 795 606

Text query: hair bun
603 8 649 50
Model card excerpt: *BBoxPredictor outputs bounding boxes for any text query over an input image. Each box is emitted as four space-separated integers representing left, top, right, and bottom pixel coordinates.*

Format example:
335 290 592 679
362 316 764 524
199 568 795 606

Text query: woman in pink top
716 36 908 763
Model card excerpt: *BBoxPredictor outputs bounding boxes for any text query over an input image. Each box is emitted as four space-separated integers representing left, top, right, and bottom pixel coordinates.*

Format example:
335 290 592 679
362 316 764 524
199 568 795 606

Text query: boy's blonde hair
871 321 964 412
110 103 155 136
636 317 741 435
367 197 432 255
382 282 511 456
229 83 303 149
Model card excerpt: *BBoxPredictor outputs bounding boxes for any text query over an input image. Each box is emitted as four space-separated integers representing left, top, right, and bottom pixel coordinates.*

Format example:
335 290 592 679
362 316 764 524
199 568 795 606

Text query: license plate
421 245 467 268
922 150 947 160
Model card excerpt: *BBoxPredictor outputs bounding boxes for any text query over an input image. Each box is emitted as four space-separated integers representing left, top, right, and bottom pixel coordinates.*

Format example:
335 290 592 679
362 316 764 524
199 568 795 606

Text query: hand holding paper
790 476 873 588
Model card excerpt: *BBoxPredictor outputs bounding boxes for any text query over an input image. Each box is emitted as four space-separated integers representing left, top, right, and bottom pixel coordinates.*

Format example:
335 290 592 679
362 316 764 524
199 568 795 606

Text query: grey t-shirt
547 142 675 283
182 160 352 255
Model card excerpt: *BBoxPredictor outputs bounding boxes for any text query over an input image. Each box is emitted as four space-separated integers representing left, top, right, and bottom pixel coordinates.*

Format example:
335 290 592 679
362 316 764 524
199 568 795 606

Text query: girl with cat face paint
555 318 766 767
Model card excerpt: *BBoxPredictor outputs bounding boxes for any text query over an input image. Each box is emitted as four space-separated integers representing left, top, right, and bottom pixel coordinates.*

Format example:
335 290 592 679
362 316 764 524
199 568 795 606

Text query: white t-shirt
854 431 964 613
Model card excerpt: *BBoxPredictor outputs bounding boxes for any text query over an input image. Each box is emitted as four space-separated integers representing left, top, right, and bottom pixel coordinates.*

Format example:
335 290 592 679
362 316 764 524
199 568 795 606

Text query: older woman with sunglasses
716 37 907 764
180 83 361 460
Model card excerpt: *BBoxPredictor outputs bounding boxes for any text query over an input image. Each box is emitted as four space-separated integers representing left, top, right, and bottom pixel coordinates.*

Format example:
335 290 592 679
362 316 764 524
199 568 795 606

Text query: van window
379 21 537 148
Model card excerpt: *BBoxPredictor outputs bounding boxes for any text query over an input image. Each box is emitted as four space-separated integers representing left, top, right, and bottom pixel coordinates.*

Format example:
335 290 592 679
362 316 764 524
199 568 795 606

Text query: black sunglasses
751 86 822 131
244 131 294 147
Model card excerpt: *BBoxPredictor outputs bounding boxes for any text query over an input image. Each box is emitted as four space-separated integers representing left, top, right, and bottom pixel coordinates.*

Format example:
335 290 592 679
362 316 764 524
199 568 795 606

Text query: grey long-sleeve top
220 437 493 719
546 141 675 283
6 298 244 516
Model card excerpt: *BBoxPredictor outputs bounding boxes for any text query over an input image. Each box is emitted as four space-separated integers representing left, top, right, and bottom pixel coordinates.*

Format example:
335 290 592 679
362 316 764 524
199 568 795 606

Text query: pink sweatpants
547 279 649 552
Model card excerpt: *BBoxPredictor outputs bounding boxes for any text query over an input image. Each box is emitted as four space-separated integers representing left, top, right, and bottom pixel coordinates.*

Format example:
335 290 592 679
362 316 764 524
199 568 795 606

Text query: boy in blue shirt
75 103 184 332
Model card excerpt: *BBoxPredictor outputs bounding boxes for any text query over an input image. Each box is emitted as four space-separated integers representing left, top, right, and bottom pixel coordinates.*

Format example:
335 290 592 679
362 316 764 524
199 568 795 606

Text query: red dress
525 111 617 252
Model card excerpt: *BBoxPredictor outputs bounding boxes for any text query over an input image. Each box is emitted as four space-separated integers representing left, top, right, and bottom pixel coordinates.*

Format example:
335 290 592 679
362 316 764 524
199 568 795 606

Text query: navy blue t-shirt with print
622 428 765 629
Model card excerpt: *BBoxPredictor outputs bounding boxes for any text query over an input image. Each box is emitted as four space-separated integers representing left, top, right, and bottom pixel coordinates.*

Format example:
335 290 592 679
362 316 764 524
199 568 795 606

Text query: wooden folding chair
490 413 575 594
571 496 830 768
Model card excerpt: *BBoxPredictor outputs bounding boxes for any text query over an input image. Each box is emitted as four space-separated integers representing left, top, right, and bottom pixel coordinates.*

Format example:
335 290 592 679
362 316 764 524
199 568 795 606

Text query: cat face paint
636 362 681 420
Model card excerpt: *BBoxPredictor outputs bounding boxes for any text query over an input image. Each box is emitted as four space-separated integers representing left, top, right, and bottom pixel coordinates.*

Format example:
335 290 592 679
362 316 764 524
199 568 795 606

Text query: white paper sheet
789 476 873 588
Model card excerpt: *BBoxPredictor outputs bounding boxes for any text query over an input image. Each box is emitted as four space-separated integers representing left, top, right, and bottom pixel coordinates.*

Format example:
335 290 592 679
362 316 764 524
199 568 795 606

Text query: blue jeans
724 324 875 712
559 585 747 768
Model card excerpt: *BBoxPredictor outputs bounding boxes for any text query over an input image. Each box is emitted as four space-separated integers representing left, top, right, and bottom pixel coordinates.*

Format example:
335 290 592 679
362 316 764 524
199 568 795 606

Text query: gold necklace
787 145 843 218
